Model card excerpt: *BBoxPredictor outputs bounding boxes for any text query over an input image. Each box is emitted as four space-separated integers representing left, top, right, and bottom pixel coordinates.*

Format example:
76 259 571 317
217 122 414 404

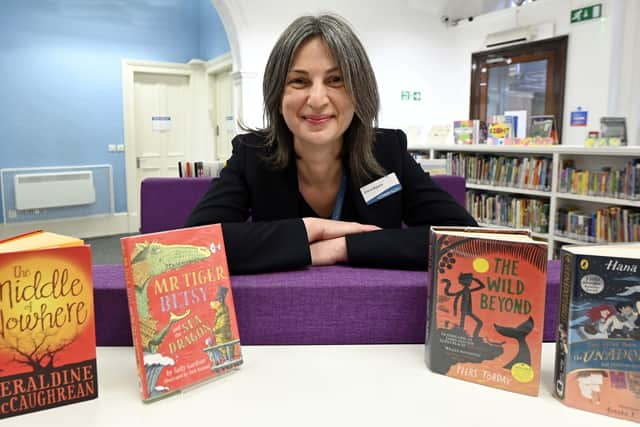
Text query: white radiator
14 171 96 210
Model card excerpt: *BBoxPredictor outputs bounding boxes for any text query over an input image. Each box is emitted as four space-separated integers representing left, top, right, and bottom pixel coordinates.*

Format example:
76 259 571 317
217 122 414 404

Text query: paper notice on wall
152 116 172 132
225 115 235 132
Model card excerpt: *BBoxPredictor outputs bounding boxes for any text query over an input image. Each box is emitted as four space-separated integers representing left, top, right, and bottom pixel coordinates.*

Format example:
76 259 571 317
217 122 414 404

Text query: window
469 36 568 141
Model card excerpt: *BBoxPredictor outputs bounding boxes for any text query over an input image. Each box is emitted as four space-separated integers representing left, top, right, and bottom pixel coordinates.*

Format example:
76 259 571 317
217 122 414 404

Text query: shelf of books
178 160 224 177
476 221 549 241
555 193 640 207
416 144 640 259
466 183 550 198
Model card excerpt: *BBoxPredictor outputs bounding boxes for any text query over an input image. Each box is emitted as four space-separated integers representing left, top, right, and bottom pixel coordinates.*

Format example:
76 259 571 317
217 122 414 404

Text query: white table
4 344 631 426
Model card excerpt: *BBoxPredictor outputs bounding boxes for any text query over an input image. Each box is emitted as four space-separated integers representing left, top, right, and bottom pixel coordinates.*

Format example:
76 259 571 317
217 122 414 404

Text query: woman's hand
303 218 380 266
302 217 380 243
309 237 347 266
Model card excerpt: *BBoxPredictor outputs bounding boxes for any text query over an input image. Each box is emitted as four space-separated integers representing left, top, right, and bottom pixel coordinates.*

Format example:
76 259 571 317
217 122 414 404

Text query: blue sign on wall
570 110 588 126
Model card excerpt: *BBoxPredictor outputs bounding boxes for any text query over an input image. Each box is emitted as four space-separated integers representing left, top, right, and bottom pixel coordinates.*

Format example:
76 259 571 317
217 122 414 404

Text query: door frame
121 59 197 232
206 53 233 160
469 35 568 141
121 55 233 233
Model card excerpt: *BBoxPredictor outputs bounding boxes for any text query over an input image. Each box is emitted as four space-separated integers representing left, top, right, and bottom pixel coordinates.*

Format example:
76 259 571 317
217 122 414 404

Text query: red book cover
0 239 97 419
426 226 547 396
120 224 242 401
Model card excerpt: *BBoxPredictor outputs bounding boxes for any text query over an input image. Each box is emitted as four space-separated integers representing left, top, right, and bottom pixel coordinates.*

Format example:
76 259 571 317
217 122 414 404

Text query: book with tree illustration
120 224 242 402
425 226 547 396
554 242 640 422
0 231 97 419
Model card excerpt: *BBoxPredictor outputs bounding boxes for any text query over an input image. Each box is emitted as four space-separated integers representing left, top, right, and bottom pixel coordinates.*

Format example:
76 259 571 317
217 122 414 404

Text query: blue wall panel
200 0 230 60
0 0 229 223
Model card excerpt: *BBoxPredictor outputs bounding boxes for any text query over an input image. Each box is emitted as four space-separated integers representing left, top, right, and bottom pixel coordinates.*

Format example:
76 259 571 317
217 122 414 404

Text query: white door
123 59 224 233
211 71 234 161
133 72 191 183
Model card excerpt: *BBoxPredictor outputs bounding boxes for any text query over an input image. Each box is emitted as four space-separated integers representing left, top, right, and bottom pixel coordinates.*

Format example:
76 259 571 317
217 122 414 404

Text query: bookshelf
415 145 640 259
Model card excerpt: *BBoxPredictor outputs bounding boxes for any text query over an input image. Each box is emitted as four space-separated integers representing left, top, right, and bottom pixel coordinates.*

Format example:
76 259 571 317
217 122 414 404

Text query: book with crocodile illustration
0 231 97 419
121 224 242 402
425 226 547 396
554 242 640 422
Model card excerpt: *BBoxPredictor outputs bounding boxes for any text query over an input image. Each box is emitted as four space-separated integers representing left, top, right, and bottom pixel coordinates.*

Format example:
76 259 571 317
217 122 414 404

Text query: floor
85 233 137 265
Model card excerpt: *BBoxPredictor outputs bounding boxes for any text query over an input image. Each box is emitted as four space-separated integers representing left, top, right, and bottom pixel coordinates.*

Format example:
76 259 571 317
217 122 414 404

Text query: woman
186 14 477 274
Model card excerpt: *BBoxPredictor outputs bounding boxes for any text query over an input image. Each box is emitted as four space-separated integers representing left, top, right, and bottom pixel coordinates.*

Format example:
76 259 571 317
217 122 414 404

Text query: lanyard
330 172 347 220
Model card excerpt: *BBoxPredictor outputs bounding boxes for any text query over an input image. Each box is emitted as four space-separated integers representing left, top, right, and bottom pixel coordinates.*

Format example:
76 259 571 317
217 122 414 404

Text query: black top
185 128 477 274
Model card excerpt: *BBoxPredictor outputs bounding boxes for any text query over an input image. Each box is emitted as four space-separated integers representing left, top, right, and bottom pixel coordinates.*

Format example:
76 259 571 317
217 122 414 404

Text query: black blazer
186 129 477 274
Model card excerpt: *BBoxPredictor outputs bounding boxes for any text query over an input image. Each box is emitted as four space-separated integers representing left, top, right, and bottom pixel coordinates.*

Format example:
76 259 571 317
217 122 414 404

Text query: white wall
213 0 451 134
620 0 640 147
214 0 638 146
443 0 637 145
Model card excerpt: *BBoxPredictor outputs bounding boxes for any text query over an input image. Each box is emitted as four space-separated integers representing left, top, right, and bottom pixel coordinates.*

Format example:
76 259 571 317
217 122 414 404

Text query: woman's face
281 36 355 153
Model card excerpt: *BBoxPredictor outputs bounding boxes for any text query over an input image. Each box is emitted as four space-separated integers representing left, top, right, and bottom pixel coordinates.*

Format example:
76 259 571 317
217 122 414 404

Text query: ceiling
408 0 536 24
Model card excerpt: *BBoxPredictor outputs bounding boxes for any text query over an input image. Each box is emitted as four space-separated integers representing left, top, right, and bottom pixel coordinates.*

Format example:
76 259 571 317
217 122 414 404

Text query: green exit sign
571 4 602 23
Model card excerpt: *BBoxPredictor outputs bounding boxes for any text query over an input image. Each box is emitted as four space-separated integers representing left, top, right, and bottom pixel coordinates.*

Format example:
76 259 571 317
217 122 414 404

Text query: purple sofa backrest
140 177 214 234
139 175 466 234
432 175 465 207
93 261 561 346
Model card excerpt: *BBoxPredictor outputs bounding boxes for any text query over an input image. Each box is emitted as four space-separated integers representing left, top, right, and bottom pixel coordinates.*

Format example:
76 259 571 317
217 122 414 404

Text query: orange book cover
426 226 547 396
121 224 242 402
554 243 640 422
0 231 97 419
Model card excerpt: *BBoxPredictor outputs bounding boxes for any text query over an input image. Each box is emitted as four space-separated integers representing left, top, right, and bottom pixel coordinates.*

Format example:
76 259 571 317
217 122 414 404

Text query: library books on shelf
178 160 224 178
414 144 640 259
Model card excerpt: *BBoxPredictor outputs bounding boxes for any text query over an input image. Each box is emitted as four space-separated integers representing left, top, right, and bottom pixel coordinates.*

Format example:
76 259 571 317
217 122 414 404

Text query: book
487 122 511 145
453 120 487 145
600 117 627 146
426 226 548 396
529 115 557 144
120 224 242 402
0 231 98 419
177 160 225 178
195 161 203 177
529 115 554 138
503 116 517 139
505 110 527 139
426 124 452 146
554 242 640 422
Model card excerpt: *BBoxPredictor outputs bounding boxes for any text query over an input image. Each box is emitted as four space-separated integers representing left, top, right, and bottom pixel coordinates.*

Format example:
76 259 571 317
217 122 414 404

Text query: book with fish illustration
425 227 547 396
554 242 640 422
121 224 242 402
0 231 97 419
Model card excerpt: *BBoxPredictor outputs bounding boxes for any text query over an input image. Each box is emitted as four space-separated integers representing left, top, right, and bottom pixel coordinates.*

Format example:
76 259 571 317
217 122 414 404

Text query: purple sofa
94 176 560 346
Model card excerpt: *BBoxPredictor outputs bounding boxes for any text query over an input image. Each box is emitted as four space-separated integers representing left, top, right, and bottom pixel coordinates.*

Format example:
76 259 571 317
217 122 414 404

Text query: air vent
485 26 537 48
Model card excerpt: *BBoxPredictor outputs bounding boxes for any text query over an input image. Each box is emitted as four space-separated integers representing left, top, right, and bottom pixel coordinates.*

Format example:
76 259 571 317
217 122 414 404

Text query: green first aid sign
571 4 602 23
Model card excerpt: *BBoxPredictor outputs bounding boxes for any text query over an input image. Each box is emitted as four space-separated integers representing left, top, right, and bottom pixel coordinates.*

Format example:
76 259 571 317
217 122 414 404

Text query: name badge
360 173 402 205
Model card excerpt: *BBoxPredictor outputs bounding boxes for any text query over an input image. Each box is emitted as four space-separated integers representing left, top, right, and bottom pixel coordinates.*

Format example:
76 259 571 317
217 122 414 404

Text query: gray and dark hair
258 14 385 182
